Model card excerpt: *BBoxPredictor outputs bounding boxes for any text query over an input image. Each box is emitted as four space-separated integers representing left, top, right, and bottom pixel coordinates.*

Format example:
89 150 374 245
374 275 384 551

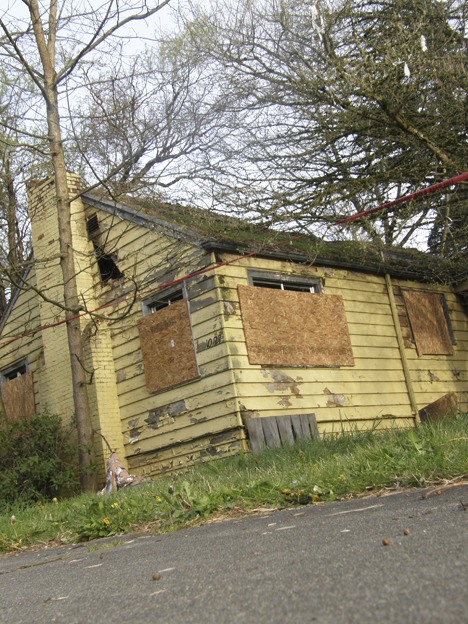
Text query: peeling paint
210 431 236 445
240 405 261 422
323 387 347 407
452 370 462 379
201 445 218 457
128 418 143 442
145 400 187 429
278 396 292 407
428 370 440 383
116 371 127 382
189 295 217 312
186 275 216 298
190 416 208 424
261 369 303 398
223 301 236 318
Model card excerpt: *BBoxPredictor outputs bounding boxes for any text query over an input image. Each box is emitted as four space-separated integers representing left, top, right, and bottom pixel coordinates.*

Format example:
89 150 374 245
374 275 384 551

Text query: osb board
419 392 458 423
402 291 454 356
1 372 36 421
138 300 199 393
237 286 354 367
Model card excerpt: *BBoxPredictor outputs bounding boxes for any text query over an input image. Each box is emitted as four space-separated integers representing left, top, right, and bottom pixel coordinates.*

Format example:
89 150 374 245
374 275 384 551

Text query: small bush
0 411 80 507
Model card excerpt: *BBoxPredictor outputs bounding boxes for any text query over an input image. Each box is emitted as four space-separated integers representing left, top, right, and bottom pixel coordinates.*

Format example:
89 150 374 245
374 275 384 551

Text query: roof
84 191 467 286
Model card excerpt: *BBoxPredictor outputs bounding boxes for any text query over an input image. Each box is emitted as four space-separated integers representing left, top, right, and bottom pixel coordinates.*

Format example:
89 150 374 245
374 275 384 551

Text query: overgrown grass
1 414 467 553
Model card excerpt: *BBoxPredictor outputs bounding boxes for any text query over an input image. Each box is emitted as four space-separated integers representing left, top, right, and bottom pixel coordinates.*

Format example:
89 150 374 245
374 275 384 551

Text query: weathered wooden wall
88 205 245 477
214 255 467 437
0 270 43 420
2 189 465 479
392 281 467 413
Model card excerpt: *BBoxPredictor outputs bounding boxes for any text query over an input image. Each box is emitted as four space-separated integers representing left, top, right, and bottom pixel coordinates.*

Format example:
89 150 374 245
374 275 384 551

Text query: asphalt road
1 485 467 624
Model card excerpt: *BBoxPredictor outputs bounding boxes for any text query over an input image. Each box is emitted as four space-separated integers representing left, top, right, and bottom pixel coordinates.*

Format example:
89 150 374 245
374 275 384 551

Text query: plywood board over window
138 300 199 393
402 291 454 356
1 372 36 421
238 285 354 367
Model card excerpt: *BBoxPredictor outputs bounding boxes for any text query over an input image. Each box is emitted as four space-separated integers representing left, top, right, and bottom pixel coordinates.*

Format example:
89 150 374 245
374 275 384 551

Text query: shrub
0 411 80 507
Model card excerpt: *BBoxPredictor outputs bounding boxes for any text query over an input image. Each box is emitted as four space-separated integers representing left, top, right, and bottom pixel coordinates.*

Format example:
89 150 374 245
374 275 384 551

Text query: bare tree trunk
4 152 24 277
29 0 96 491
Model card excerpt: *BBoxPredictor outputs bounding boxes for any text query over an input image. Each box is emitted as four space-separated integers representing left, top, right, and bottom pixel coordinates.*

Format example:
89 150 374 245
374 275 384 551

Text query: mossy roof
92 192 467 287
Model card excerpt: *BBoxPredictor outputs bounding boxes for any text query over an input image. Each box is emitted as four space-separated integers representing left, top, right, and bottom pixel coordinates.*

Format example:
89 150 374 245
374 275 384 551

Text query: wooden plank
306 413 319 439
419 393 458 423
290 414 307 440
261 417 282 448
299 414 313 438
244 417 266 453
275 416 295 446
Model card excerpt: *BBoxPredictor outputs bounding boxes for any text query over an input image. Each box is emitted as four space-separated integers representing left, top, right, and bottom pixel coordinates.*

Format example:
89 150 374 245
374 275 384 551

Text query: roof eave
201 240 454 285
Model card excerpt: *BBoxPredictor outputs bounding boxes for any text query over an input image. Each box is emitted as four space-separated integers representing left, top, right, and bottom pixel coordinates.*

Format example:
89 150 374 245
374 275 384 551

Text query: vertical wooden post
385 274 420 426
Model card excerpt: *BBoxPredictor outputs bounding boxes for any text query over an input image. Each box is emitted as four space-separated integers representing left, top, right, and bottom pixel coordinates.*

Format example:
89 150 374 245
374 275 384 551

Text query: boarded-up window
402 291 454 356
1 371 36 421
238 285 354 367
138 299 199 393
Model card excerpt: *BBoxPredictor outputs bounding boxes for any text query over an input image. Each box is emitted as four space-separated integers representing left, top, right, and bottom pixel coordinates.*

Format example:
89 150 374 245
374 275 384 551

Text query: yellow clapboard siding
319 417 414 435
237 392 412 409
123 400 239 439
128 432 244 476
124 411 240 454
118 368 235 406
227 343 403 361
235 379 409 397
117 367 235 411
119 391 234 426
233 367 406 384
239 404 413 421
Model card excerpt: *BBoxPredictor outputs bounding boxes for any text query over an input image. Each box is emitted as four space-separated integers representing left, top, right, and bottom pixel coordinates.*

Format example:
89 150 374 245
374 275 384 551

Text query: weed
0 413 467 551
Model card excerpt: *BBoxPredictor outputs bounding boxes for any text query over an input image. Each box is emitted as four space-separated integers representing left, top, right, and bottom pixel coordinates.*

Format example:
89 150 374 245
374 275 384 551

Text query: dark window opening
94 243 124 284
145 289 184 314
252 277 319 293
1 361 27 381
440 295 457 345
249 271 322 293
86 214 124 284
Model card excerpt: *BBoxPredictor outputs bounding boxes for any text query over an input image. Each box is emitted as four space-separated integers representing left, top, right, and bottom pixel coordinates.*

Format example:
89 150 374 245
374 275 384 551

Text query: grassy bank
1 414 467 553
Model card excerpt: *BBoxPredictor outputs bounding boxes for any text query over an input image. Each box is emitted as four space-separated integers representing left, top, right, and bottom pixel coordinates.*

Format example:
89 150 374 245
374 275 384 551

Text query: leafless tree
0 0 182 491
171 0 467 255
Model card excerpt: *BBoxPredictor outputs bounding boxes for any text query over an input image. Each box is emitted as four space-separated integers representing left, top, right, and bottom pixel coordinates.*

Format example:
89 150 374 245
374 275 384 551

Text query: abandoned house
0 173 467 478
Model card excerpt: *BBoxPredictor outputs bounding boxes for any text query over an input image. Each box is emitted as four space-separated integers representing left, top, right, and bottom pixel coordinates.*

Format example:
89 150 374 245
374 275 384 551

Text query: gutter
200 240 452 285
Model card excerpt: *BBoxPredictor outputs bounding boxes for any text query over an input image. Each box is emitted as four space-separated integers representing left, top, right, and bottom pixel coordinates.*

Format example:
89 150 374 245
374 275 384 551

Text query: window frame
142 284 187 316
0 360 28 384
248 270 322 293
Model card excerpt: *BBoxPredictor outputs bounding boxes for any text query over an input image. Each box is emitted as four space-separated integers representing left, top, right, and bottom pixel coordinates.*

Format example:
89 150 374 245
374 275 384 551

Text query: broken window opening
85 214 124 284
1 360 27 382
93 242 124 284
142 287 185 315
249 271 322 293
